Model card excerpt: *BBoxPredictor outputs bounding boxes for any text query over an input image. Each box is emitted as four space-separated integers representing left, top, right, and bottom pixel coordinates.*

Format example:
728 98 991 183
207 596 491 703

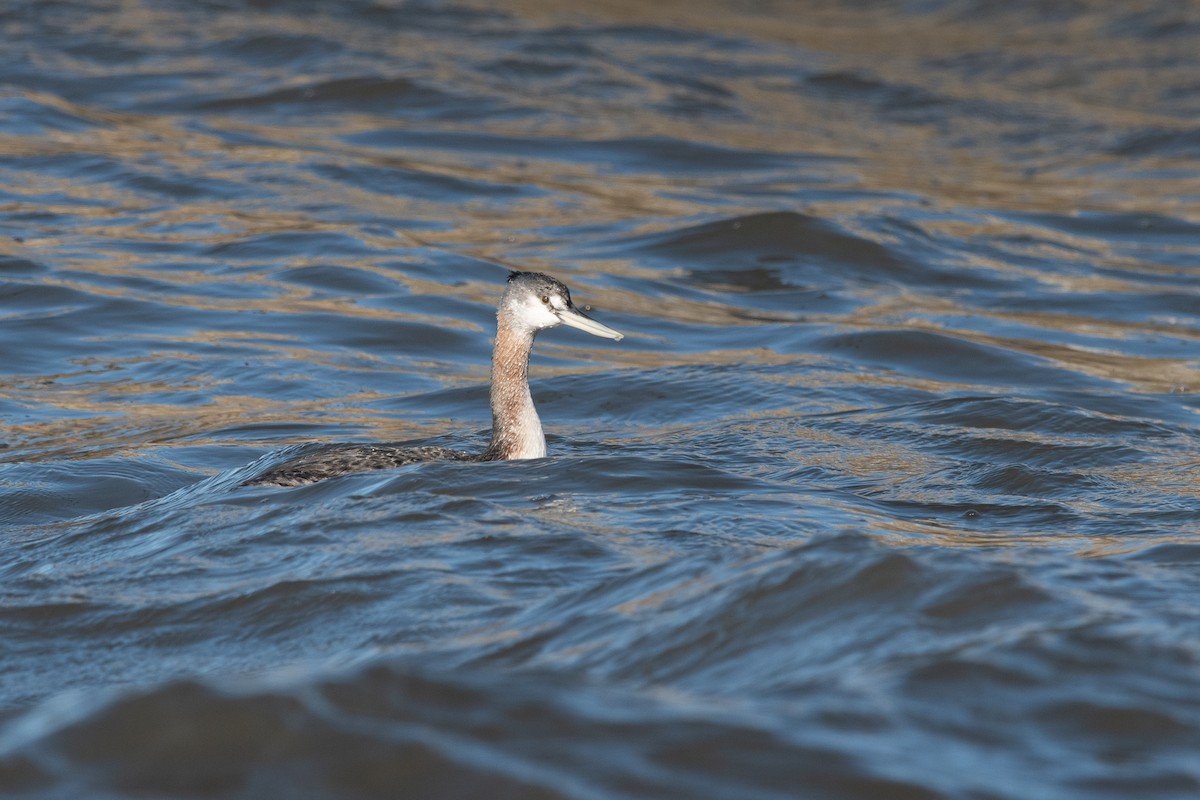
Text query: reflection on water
3 1 1200 798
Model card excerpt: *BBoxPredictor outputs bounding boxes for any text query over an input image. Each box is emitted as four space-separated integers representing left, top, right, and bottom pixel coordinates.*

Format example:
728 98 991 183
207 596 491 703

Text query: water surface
3 1 1200 797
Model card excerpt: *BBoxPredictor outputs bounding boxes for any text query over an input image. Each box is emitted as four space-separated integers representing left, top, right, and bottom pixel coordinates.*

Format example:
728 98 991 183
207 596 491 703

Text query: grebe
242 271 623 487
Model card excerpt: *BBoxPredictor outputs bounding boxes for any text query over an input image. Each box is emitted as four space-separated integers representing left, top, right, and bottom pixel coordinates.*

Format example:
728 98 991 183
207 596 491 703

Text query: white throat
506 400 546 459
486 317 548 461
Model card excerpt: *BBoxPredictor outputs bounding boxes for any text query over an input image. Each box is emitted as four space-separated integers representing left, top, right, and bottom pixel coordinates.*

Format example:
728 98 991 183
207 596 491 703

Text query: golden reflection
3 0 1198 557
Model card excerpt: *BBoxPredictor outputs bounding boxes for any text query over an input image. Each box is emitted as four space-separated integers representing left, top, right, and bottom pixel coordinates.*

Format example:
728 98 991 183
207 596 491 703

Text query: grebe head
499 271 624 340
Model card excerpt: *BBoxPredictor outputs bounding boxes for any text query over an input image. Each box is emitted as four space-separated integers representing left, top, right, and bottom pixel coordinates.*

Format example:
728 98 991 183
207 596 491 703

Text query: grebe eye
540 295 550 304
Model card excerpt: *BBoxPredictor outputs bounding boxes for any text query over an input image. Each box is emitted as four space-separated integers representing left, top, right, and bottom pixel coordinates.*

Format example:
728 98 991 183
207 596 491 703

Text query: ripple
814 329 1087 387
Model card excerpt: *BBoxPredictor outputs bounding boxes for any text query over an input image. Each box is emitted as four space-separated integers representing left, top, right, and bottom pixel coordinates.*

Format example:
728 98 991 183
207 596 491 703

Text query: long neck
484 316 545 460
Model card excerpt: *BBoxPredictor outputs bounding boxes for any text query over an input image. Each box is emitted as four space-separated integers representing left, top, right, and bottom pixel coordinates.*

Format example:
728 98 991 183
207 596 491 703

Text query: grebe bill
242 271 623 487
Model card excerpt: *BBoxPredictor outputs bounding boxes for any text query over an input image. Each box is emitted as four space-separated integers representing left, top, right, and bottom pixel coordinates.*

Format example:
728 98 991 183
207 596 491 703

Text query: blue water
3 1 1200 797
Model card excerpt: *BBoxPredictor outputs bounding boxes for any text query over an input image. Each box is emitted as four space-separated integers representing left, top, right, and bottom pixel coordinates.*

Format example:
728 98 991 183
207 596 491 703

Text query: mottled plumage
242 272 622 487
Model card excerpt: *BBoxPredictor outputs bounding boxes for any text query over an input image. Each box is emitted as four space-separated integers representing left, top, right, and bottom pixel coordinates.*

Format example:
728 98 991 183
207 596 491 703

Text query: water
3 0 1200 797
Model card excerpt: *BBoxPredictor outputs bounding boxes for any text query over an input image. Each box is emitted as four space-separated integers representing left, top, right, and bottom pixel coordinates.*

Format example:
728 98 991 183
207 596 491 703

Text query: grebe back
242 271 623 487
